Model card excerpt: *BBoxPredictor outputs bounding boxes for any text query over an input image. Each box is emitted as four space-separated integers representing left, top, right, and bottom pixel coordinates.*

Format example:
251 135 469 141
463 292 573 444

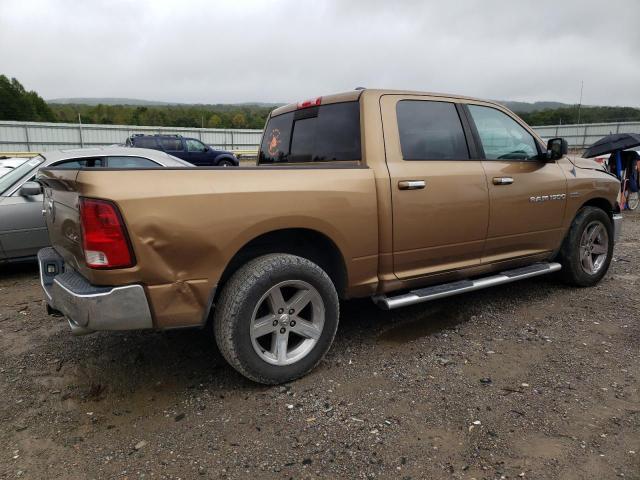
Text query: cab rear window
258 102 361 164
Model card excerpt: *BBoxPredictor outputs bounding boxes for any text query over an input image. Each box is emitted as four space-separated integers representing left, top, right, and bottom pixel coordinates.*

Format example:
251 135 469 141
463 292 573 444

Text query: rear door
159 137 186 161
464 103 567 263
380 95 489 279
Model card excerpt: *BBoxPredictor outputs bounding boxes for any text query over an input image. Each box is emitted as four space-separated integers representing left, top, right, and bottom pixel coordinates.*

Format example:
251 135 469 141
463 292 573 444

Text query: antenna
576 80 584 125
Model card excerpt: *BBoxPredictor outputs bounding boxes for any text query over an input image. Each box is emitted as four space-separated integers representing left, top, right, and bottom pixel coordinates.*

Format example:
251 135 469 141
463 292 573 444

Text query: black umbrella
583 133 640 158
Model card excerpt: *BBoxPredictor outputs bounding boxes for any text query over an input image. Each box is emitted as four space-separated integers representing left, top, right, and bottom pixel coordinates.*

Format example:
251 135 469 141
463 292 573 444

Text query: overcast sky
1 0 639 106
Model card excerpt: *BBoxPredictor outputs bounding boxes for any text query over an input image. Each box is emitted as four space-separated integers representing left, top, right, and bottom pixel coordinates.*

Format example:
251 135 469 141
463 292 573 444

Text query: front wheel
557 206 614 287
217 159 235 167
213 254 339 384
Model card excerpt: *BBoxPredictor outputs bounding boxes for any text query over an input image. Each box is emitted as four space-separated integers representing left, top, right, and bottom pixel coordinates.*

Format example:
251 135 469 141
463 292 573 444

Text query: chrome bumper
613 213 623 243
38 247 153 336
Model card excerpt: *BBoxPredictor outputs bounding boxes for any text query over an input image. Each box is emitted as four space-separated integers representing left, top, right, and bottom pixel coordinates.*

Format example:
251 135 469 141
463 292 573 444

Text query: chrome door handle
398 180 426 190
493 177 514 185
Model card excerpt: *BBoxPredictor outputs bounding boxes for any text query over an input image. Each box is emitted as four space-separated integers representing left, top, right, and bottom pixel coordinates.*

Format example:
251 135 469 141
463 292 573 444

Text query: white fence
2 120 639 154
0 120 263 153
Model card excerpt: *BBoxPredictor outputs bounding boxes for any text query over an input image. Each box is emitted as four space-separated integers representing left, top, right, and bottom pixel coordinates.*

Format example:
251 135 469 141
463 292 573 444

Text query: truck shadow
46 275 566 398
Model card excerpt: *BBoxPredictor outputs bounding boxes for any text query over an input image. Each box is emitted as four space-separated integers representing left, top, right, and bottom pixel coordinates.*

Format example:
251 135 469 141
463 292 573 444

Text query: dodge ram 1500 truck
36 89 622 384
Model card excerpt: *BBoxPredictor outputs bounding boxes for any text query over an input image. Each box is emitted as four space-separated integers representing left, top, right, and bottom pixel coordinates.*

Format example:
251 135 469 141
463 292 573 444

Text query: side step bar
373 262 562 310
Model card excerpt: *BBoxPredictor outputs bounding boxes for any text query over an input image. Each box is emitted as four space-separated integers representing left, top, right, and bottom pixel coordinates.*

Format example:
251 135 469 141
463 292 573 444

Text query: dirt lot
1 214 638 480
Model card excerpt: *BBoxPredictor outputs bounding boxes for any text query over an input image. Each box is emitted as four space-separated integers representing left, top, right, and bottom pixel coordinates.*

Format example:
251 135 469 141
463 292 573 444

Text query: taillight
79 198 134 269
297 97 322 109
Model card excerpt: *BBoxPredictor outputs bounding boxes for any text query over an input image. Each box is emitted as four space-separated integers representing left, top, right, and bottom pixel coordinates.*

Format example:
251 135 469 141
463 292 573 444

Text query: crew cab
37 89 622 385
125 134 239 166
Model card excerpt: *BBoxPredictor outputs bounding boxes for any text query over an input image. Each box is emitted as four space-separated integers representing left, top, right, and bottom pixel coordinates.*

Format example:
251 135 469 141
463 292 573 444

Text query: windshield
0 156 44 195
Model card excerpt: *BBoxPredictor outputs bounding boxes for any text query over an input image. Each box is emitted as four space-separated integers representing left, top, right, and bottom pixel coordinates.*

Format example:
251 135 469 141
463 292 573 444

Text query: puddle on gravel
378 309 463 344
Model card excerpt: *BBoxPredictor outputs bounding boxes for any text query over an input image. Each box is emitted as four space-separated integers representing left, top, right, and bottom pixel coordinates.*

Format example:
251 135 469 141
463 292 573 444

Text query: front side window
186 139 207 152
0 156 43 195
53 158 104 169
467 105 539 160
258 102 361 164
160 137 183 151
396 100 469 160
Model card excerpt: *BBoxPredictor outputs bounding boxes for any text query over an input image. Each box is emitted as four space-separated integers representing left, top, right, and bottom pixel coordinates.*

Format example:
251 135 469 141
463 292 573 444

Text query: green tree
0 75 56 121
207 114 222 128
231 112 247 128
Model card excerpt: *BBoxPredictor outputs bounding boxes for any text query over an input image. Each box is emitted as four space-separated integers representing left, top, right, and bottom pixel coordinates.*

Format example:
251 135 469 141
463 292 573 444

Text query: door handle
398 180 426 190
493 177 514 185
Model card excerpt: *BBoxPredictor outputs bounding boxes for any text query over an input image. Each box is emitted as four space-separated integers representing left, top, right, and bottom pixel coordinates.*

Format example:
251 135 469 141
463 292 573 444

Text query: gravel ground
1 212 638 480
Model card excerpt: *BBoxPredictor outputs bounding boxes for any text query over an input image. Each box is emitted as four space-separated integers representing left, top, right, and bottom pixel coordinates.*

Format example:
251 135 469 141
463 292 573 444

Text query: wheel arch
580 197 616 217
214 153 238 165
215 228 348 304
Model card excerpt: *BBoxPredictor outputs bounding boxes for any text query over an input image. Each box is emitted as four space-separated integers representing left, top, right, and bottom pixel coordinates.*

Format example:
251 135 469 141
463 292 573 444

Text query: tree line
49 102 272 129
2 74 640 128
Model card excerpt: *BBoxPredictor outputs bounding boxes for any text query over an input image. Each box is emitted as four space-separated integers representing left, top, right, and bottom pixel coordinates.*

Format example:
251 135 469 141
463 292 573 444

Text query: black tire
213 254 339 384
557 206 614 287
217 159 234 167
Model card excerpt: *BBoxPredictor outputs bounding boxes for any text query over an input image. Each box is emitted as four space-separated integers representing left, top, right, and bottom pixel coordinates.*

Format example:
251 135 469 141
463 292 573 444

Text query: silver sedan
0 147 192 263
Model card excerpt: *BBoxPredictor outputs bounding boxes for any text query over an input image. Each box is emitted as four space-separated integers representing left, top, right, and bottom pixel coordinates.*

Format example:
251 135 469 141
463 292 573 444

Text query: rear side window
107 156 160 168
259 102 361 164
159 137 183 151
134 137 159 149
397 100 469 160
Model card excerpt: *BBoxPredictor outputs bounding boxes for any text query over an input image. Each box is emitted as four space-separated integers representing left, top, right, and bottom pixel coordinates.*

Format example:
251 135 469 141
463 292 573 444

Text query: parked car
125 134 239 167
37 89 621 385
0 147 192 263
0 157 29 169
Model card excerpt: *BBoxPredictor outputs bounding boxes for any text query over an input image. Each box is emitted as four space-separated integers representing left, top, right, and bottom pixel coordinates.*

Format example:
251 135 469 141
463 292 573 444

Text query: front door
380 95 490 280
185 138 209 165
0 192 48 259
464 103 567 263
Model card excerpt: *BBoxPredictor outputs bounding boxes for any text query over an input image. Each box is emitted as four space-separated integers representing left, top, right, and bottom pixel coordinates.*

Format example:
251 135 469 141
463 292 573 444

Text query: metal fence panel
0 120 264 153
2 120 639 154
531 122 640 149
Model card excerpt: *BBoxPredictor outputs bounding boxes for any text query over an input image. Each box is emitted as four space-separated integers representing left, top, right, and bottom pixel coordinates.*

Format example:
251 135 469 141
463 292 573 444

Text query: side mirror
547 137 568 161
19 181 42 197
204 146 210 152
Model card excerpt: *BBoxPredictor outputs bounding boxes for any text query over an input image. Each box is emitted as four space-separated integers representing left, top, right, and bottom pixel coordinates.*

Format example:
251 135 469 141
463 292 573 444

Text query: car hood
567 156 606 171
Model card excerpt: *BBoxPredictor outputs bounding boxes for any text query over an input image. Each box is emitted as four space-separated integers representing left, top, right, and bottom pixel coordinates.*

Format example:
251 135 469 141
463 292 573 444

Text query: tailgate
37 168 85 272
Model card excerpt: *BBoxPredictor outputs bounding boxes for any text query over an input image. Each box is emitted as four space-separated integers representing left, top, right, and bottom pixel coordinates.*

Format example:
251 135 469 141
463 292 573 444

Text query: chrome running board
373 262 561 310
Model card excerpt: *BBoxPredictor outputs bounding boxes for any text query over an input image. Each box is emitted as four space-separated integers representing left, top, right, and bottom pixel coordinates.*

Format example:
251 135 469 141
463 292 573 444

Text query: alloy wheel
250 280 325 366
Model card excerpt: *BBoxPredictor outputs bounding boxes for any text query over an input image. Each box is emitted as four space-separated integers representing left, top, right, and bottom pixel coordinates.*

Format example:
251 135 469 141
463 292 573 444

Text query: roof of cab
270 88 506 117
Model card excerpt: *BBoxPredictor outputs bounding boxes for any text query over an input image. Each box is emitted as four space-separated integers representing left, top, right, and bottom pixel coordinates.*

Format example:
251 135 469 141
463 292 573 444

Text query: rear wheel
558 206 614 287
213 254 339 384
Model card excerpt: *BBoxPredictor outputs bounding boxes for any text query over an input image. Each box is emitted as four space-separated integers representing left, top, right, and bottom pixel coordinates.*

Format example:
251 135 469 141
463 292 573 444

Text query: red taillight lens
79 198 134 269
297 96 322 109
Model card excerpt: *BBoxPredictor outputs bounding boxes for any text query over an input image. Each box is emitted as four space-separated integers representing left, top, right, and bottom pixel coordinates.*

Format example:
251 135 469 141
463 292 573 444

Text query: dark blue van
126 134 238 166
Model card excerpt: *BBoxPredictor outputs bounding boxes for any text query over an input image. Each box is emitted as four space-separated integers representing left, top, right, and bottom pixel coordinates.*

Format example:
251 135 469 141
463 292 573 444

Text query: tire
213 254 339 384
627 192 639 211
557 206 614 287
217 159 234 167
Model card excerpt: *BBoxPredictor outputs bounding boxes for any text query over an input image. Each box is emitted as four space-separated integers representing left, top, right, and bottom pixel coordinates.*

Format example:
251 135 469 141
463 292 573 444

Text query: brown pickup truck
37 89 622 384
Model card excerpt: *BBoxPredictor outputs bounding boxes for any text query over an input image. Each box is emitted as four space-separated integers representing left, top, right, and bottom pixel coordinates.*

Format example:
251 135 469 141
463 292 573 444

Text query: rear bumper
613 213 623 243
38 247 153 335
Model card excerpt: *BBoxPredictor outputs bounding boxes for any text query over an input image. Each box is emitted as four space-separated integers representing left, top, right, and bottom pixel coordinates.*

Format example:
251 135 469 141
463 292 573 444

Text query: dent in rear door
380 95 489 279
